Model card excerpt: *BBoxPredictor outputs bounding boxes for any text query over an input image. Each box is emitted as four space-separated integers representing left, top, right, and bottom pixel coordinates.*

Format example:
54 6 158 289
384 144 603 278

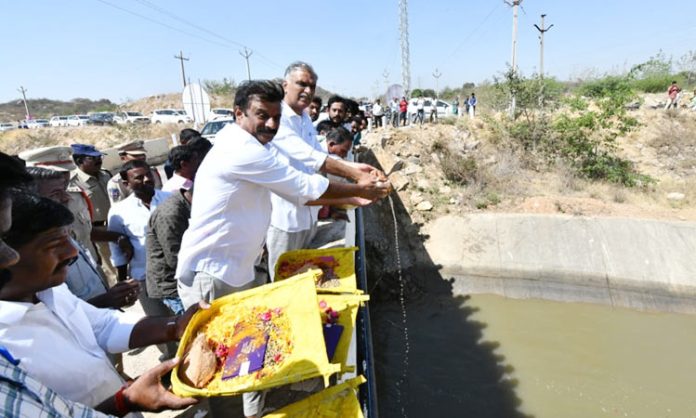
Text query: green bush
631 75 676 93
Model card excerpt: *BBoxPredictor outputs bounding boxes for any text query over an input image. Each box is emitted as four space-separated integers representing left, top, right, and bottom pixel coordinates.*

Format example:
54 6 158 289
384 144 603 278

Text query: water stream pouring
385 159 405 177
388 195 410 417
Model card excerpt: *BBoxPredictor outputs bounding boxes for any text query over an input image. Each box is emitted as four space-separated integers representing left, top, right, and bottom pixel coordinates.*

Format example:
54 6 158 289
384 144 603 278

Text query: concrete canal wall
423 214 696 313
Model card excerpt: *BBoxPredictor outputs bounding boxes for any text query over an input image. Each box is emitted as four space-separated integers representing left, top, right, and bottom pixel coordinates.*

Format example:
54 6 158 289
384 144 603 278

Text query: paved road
424 214 696 313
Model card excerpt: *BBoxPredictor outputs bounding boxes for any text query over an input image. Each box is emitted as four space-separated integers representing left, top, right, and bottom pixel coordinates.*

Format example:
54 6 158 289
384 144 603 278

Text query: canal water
373 292 696 418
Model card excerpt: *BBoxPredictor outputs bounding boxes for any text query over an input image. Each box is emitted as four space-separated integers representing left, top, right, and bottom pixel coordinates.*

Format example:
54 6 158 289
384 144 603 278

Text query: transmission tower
399 0 411 95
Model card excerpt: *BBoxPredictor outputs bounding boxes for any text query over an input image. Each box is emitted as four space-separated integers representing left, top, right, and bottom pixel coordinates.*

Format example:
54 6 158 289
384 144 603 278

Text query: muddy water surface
373 293 696 418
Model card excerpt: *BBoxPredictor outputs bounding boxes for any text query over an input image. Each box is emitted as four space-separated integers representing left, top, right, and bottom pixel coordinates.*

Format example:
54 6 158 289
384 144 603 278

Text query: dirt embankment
0 92 235 156
361 107 696 225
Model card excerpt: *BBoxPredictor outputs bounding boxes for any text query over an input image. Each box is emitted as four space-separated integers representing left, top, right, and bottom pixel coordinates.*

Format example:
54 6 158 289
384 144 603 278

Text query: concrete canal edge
422 214 696 314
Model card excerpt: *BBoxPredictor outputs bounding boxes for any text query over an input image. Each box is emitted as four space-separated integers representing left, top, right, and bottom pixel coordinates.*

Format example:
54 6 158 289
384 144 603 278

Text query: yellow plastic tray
263 376 366 418
274 247 360 294
172 274 340 397
317 293 369 371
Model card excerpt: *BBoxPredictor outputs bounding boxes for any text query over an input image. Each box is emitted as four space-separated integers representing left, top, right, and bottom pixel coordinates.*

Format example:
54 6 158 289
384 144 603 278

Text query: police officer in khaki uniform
107 140 163 204
70 143 124 285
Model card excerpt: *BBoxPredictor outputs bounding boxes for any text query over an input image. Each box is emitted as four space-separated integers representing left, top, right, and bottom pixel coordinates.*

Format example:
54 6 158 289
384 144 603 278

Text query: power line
129 0 282 69
94 0 282 71
94 0 231 48
133 0 246 48
448 3 502 61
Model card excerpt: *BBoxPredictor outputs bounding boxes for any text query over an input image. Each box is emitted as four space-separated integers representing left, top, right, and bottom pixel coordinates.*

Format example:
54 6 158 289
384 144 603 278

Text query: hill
0 98 118 121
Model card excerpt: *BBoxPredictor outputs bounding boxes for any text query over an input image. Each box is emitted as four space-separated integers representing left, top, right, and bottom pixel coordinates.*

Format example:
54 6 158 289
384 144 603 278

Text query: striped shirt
0 354 113 418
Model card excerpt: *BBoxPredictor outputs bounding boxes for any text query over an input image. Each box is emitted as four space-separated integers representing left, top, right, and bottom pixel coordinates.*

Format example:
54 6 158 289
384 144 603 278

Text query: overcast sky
2 0 695 103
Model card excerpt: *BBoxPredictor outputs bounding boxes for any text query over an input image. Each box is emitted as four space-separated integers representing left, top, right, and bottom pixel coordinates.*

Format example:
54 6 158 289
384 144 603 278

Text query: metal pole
17 86 30 119
539 15 545 78
174 51 189 88
432 68 441 98
509 0 521 118
239 48 253 81
534 14 554 79
534 14 554 107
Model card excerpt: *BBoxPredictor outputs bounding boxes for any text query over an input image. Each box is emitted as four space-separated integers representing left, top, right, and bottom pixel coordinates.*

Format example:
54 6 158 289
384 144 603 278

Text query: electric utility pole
534 14 554 78
239 47 253 81
534 14 553 108
399 0 411 95
432 68 442 98
174 51 189 88
505 0 522 118
17 86 30 119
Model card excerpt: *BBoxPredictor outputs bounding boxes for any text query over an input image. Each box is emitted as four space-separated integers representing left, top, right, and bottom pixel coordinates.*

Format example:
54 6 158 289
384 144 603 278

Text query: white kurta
175 123 330 287
0 284 139 407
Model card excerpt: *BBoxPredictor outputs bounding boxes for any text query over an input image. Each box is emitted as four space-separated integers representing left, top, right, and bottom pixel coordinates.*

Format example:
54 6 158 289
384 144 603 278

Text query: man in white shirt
176 80 388 418
372 98 384 128
265 62 389 279
0 191 201 412
108 160 175 358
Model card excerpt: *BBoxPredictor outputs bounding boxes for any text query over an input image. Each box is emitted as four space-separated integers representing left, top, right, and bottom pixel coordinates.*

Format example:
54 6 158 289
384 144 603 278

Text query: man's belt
92 221 107 227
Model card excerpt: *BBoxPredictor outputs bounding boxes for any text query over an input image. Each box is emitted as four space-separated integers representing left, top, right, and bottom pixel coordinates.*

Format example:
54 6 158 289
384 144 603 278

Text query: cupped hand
122 357 198 412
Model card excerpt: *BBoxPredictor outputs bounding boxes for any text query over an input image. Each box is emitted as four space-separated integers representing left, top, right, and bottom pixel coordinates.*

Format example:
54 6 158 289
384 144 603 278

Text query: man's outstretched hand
122 357 198 413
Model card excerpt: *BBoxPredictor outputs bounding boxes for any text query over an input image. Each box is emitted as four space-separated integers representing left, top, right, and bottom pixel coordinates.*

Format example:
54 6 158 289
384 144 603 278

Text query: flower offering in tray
172 274 341 397
274 247 360 294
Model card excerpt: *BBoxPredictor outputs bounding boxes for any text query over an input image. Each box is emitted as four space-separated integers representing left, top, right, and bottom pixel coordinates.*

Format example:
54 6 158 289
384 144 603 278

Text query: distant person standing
415 97 425 125
452 97 459 116
399 96 408 126
390 97 400 127
372 99 384 128
430 98 439 123
666 81 681 110
468 92 478 118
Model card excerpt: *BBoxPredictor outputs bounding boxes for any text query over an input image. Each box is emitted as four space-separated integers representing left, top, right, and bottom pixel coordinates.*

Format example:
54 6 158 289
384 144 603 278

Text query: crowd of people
0 61 391 417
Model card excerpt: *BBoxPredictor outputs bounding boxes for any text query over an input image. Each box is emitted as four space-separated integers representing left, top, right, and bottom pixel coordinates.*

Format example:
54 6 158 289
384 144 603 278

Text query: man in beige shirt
70 144 112 224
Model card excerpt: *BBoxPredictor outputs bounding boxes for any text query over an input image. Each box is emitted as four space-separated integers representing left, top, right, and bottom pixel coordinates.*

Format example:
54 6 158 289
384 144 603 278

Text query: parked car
88 112 115 126
0 122 15 132
67 115 90 127
151 109 193 124
207 108 235 121
49 116 69 127
27 119 50 129
113 111 151 124
201 117 235 143
407 97 451 121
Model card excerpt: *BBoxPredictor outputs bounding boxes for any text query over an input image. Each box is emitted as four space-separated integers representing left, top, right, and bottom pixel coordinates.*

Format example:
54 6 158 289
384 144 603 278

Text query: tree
422 88 436 98
678 50 696 86
410 88 423 98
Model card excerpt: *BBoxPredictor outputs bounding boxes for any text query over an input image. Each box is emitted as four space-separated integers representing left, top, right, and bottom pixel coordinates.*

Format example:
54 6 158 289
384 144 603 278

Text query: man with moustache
25 166 139 309
176 80 389 418
0 152 196 418
264 62 389 279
